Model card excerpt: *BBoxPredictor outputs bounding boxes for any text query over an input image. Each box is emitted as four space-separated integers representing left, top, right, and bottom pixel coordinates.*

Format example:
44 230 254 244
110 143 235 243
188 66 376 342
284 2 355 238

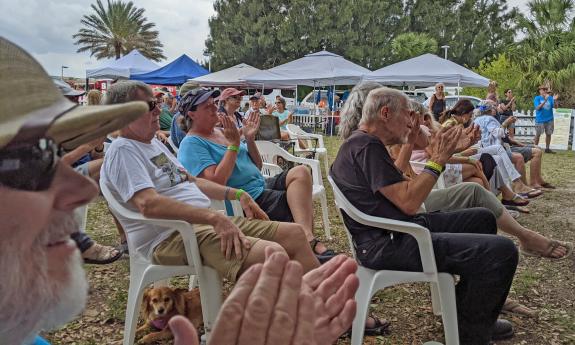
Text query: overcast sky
1 0 530 78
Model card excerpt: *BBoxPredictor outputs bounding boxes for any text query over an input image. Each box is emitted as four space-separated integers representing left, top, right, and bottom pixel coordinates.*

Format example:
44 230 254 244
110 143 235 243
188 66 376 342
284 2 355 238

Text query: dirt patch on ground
44 146 574 344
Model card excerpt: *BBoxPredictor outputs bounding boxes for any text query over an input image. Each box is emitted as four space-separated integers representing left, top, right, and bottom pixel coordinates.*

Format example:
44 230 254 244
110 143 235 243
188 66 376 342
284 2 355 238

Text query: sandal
340 315 391 338
502 298 537 317
518 189 543 199
540 182 556 189
504 205 530 214
310 238 336 264
521 240 573 261
82 242 123 265
502 194 529 207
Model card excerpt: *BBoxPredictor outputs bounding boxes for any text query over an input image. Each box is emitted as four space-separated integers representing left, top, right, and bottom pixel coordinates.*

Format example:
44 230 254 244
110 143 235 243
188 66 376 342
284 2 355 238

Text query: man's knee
261 240 286 256
288 165 312 183
470 207 498 234
532 147 542 157
274 223 308 251
489 236 519 268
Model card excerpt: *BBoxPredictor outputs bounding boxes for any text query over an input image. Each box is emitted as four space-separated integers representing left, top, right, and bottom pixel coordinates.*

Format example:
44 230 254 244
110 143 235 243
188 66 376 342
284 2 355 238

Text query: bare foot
519 232 568 258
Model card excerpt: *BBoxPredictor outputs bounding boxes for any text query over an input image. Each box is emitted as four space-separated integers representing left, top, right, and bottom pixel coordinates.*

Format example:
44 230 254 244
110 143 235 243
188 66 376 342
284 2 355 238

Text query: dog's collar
151 311 177 330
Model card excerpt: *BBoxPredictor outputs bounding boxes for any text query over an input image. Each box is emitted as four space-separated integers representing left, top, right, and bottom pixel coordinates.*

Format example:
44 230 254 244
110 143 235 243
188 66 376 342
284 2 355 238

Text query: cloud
0 0 215 78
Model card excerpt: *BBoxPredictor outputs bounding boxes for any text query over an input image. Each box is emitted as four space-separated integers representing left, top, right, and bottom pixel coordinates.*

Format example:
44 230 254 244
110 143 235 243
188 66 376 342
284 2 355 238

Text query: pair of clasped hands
170 248 359 345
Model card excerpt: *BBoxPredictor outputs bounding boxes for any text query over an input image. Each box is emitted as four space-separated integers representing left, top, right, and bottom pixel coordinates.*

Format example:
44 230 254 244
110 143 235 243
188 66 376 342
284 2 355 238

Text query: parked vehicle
422 95 482 109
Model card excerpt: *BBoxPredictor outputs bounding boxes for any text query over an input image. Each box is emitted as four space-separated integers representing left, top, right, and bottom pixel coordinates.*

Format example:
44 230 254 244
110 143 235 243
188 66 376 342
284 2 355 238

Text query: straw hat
0 38 148 150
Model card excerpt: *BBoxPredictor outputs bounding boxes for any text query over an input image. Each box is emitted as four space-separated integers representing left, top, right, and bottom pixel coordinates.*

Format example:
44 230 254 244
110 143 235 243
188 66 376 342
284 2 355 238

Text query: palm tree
73 0 165 61
509 0 575 105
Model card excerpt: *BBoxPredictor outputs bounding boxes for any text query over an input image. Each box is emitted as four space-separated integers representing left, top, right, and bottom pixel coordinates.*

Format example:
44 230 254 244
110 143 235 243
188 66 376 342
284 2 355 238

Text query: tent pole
331 83 335 136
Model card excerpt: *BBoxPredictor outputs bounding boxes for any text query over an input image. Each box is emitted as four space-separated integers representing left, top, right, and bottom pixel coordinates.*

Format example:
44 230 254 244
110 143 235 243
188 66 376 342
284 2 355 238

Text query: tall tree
73 0 165 61
390 32 438 63
509 0 575 106
403 0 518 67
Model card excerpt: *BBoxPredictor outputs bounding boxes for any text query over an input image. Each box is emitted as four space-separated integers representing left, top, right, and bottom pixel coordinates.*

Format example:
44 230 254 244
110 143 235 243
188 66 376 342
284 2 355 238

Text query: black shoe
545 148 556 154
491 319 514 341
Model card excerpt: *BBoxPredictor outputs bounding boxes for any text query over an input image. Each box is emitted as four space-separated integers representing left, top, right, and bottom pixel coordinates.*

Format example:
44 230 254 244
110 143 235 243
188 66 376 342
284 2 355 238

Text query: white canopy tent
363 53 490 87
243 50 370 87
86 50 160 79
190 63 295 89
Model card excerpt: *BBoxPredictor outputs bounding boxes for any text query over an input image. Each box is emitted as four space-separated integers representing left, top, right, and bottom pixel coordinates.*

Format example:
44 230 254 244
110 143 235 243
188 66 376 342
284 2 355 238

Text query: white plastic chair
286 123 329 178
167 135 179 155
100 182 223 345
327 176 459 345
255 140 332 239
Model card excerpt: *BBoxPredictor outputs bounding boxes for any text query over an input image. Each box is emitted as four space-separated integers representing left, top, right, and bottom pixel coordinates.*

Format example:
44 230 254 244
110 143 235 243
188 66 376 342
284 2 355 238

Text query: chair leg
321 152 329 182
438 274 459 345
351 269 374 345
197 266 223 340
188 274 198 290
430 281 442 316
123 274 147 345
319 192 331 239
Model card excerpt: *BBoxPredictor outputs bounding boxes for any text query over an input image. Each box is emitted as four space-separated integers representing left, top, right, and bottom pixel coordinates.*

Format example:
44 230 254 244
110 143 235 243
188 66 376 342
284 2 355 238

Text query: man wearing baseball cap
244 91 263 118
533 85 559 153
0 38 148 344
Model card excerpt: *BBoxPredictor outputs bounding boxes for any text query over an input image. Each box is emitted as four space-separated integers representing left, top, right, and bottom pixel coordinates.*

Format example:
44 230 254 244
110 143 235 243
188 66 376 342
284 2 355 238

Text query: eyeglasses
0 138 62 191
147 100 158 111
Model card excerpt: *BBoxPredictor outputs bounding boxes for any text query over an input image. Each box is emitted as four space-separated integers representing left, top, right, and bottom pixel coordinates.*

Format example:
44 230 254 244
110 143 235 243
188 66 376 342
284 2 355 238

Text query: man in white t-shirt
101 81 319 282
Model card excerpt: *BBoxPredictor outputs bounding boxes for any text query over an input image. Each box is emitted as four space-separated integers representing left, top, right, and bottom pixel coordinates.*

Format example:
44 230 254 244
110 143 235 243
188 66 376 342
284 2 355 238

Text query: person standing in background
533 85 559 154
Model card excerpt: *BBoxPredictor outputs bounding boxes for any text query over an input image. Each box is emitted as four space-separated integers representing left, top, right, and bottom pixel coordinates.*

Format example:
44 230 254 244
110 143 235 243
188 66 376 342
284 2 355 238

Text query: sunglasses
0 138 61 191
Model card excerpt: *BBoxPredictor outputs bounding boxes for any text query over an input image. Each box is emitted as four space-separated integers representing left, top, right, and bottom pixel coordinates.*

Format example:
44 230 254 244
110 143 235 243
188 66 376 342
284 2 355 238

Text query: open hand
213 213 251 260
429 125 464 165
219 114 241 146
242 111 261 141
406 112 421 145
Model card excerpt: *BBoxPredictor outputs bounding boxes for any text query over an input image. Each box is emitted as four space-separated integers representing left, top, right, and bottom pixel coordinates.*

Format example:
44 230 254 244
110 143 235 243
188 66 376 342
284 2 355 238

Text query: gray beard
0 211 88 345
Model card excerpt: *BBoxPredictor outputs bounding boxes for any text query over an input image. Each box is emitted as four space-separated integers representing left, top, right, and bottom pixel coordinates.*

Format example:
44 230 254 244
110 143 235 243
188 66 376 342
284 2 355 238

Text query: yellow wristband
235 189 245 200
426 160 444 173
227 145 239 152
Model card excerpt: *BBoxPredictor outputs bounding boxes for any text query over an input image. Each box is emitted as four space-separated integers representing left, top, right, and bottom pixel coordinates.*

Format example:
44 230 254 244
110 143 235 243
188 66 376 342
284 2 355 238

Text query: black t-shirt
330 130 414 237
499 98 513 117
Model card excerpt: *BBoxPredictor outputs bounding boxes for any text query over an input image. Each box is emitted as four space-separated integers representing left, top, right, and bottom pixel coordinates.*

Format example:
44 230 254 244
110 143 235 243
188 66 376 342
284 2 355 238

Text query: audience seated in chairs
175 88 337 264
100 81 320 284
332 86 519 345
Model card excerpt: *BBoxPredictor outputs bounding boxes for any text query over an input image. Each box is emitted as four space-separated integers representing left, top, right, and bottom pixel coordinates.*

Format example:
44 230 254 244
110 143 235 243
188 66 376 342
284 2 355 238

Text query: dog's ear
141 289 152 321
173 289 187 316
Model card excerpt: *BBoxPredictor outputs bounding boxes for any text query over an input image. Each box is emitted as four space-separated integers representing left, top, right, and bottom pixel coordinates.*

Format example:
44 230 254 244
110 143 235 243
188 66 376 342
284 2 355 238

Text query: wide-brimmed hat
179 81 200 97
217 88 244 101
0 38 148 150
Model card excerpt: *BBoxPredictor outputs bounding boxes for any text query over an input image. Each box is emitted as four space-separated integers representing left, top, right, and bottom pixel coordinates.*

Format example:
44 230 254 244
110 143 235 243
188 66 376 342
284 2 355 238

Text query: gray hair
408 99 426 114
339 81 383 139
360 87 407 127
103 80 152 105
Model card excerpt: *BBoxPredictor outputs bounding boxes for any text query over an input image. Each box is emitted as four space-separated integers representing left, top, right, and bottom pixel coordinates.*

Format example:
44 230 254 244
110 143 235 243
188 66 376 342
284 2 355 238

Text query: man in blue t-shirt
533 85 559 153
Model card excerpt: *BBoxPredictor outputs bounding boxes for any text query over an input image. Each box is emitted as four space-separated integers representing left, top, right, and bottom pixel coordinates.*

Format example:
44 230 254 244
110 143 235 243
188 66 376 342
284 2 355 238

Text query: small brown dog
135 286 203 344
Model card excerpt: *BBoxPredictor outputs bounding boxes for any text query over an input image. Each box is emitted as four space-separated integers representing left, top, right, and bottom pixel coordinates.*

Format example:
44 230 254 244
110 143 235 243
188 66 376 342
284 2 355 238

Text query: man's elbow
136 197 160 218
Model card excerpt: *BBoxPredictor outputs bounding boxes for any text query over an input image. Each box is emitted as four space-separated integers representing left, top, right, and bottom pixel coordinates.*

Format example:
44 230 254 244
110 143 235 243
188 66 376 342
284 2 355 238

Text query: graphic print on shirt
150 152 187 186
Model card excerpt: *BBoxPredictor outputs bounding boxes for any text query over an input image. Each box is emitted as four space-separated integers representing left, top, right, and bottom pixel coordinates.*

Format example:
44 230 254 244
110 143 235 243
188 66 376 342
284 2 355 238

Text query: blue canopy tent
131 54 209 85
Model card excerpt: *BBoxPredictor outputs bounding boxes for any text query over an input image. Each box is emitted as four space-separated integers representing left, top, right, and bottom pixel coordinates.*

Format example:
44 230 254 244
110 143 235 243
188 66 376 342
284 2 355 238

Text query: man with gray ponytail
331 86 518 345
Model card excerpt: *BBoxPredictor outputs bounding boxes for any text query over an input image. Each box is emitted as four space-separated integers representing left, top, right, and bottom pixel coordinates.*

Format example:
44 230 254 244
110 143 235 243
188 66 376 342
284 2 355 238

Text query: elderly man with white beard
0 38 358 345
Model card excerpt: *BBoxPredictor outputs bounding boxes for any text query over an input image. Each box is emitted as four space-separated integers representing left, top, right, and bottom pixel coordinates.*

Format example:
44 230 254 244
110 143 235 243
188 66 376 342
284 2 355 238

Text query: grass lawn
45 137 575 344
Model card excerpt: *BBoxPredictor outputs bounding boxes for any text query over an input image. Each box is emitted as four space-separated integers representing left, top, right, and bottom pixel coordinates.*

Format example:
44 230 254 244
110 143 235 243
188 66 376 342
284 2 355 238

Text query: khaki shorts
152 216 279 282
536 121 554 136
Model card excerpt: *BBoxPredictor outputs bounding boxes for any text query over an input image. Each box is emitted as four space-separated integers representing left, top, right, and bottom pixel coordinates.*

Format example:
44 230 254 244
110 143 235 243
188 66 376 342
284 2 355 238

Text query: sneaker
491 319 514 341
545 148 556 154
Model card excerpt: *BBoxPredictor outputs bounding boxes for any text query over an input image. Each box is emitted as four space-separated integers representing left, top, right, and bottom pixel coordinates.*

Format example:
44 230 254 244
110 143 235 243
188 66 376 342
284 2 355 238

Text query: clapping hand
406 112 421 145
219 114 241 146
429 125 464 165
242 111 261 142
453 124 479 153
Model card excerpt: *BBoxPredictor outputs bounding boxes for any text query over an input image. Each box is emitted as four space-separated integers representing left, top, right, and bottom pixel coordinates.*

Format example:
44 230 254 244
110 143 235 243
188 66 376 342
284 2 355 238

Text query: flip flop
340 315 391 338
82 242 123 265
502 194 529 207
520 240 573 261
518 189 543 199
501 298 537 317
504 204 530 214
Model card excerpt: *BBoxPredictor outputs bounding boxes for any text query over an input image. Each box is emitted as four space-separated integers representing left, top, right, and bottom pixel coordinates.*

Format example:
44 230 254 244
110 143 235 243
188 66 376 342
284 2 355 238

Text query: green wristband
235 189 245 200
227 145 239 152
